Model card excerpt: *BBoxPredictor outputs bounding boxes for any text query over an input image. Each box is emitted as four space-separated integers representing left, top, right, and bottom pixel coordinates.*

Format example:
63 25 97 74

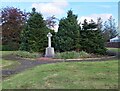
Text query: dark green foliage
53 10 106 54
1 44 19 51
82 19 98 30
19 8 107 55
80 19 106 54
82 19 89 30
80 30 107 55
97 17 103 31
19 25 30 51
53 10 81 52
88 19 98 30
20 8 49 52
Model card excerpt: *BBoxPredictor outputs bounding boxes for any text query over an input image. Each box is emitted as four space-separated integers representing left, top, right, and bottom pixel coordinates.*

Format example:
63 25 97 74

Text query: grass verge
107 48 120 52
2 60 118 89
13 51 40 58
1 51 40 58
1 59 20 69
1 51 40 69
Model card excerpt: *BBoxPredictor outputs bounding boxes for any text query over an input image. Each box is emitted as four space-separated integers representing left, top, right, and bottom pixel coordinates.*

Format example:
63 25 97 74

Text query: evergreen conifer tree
54 10 81 52
20 8 49 52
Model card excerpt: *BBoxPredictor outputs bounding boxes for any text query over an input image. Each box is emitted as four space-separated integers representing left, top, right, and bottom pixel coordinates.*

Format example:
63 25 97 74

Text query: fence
105 42 120 48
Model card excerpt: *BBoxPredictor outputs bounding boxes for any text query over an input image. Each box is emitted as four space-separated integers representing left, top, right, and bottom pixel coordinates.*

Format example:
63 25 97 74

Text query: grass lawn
1 51 19 69
1 51 15 56
1 60 118 89
1 51 40 58
1 51 40 69
0 59 20 69
107 48 120 52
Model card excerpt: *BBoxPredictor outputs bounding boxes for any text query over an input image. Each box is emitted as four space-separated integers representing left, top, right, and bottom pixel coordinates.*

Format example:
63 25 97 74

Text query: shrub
0 43 19 51
13 51 41 58
79 51 91 58
54 51 91 59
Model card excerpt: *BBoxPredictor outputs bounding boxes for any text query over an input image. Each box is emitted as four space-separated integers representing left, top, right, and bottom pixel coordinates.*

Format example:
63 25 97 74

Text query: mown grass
107 48 120 52
13 51 40 58
1 51 40 70
1 51 40 58
1 51 15 57
2 60 118 89
0 59 20 69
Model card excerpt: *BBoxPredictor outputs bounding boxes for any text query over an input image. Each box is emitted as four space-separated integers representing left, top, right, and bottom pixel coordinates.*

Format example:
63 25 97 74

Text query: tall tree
82 19 89 30
20 8 49 52
80 30 107 55
88 19 98 30
97 17 103 31
54 10 81 52
103 16 118 42
80 18 106 54
2 7 26 49
82 19 97 30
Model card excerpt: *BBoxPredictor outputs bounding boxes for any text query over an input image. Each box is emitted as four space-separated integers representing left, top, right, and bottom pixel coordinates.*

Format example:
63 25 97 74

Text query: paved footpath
2 55 61 78
2 54 118 80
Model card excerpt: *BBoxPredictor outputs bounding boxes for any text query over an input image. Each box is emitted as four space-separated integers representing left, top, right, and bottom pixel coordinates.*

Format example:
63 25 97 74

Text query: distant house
110 36 120 42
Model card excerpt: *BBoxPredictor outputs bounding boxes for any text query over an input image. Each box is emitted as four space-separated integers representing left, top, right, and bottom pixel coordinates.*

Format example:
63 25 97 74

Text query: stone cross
47 32 52 47
45 32 54 57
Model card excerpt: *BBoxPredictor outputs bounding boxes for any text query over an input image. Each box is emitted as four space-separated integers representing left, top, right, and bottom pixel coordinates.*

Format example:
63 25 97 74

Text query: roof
110 36 120 42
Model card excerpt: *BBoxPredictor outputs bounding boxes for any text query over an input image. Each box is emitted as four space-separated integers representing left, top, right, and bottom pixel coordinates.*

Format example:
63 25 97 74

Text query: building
110 36 120 42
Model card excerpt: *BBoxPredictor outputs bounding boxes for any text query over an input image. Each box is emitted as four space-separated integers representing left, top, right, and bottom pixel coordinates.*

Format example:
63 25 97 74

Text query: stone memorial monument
45 32 55 57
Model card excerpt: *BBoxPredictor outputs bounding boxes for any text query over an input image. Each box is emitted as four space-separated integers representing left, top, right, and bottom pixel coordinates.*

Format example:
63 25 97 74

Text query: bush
80 30 107 55
13 51 41 58
1 45 18 51
79 51 91 58
1 42 19 51
54 51 91 59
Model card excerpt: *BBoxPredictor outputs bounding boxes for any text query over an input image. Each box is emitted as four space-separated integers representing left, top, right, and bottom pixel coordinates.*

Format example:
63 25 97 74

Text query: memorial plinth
45 32 55 58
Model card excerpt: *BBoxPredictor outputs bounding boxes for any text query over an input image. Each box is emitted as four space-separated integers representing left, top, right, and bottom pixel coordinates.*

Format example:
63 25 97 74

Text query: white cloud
32 0 69 32
32 0 69 17
50 24 59 32
78 13 113 24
